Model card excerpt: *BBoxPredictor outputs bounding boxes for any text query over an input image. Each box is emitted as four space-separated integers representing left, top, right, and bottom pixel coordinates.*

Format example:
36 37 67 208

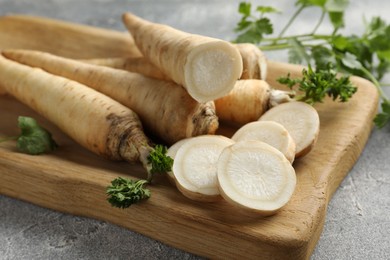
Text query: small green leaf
16 116 58 155
295 0 327 7
255 17 273 35
341 52 363 70
234 17 252 32
332 35 349 50
234 18 273 44
256 6 280 15
374 100 390 128
328 11 345 29
325 0 349 12
238 2 251 17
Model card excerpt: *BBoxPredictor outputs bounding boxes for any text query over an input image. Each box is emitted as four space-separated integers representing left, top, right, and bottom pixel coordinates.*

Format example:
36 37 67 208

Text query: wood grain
0 15 380 259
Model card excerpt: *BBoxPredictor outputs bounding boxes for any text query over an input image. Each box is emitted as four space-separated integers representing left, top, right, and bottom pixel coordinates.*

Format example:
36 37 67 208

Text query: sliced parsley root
0 54 172 208
259 102 320 158
231 121 296 163
217 140 296 216
172 135 234 202
0 116 57 155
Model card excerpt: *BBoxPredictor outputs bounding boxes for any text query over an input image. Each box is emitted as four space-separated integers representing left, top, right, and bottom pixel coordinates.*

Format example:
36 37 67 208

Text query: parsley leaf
374 100 390 129
234 3 275 44
0 116 58 155
16 116 58 155
106 177 150 208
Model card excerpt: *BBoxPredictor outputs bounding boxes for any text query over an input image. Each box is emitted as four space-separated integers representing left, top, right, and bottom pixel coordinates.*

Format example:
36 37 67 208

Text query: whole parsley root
0 54 172 207
2 49 219 145
122 12 243 102
235 43 267 80
81 43 267 81
80 56 171 81
214 79 294 126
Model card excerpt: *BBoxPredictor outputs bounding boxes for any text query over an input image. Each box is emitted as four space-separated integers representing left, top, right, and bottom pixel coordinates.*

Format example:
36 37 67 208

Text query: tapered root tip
184 41 243 102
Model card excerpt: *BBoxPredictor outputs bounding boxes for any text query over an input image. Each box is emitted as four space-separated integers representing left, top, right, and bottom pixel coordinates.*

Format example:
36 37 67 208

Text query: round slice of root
166 138 190 184
217 141 296 216
184 41 243 102
172 135 235 202
259 101 320 158
231 121 296 163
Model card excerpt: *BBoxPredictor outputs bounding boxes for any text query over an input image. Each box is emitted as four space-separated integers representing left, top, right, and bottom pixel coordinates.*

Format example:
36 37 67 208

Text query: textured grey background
0 0 389 259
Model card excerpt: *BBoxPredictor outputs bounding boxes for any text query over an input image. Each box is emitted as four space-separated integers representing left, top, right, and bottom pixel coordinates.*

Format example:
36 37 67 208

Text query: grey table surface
0 0 389 259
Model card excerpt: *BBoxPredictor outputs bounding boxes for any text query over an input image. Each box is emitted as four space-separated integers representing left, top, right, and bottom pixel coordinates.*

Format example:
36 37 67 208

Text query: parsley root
122 12 243 102
81 43 267 81
259 101 320 158
172 135 234 202
217 140 296 216
2 49 219 145
80 56 171 81
0 54 172 207
231 121 296 163
236 43 267 80
214 79 294 125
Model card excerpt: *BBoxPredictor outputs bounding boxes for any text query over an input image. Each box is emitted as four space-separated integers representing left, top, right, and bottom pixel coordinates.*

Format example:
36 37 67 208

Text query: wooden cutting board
0 15 380 259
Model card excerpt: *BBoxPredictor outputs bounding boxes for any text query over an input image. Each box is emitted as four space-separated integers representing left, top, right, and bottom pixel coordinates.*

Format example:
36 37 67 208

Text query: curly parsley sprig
277 64 357 105
106 144 173 208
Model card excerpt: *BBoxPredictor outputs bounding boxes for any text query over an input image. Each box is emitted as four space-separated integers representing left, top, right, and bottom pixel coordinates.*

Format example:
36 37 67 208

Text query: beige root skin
214 79 296 126
214 80 271 126
0 15 143 59
80 43 266 82
122 12 243 102
2 49 219 145
0 54 151 163
80 57 170 81
235 43 267 80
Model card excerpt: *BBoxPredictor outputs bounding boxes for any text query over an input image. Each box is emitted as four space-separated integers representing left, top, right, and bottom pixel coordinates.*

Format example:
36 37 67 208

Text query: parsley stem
262 34 332 45
311 9 326 35
276 5 305 40
360 66 390 102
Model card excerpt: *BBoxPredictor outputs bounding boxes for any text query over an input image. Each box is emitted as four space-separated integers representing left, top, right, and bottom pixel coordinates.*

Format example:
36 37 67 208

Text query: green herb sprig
234 1 390 128
278 64 357 104
0 116 58 154
106 144 173 208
